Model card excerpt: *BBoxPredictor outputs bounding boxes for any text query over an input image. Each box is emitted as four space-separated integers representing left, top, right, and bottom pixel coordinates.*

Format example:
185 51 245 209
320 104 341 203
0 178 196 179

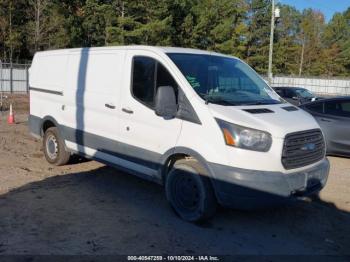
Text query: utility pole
268 0 280 86
268 0 275 85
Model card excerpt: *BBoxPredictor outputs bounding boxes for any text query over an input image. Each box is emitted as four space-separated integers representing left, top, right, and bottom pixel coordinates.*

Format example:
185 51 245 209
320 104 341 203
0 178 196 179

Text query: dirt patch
0 94 29 113
0 96 349 255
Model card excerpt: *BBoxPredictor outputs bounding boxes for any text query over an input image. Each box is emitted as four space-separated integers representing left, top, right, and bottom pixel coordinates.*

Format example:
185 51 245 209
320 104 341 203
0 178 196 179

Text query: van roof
34 45 233 58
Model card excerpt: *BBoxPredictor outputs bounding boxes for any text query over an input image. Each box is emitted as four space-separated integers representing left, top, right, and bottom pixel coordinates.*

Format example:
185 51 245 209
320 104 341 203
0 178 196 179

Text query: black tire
43 127 70 166
165 159 217 222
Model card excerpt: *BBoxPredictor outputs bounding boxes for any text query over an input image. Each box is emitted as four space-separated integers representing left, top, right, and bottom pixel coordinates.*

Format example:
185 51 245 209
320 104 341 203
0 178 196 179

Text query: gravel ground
0 97 349 256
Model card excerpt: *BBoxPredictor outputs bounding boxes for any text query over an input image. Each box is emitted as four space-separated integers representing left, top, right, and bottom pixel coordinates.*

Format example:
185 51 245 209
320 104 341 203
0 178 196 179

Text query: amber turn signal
223 128 235 146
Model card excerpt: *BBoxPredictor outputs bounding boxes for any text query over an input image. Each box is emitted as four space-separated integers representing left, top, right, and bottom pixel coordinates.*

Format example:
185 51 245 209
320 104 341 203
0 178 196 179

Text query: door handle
122 108 134 114
105 103 116 109
320 118 331 122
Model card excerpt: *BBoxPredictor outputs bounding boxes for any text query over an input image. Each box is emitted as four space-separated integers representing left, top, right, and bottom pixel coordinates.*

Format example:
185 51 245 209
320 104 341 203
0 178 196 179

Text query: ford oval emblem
301 143 316 151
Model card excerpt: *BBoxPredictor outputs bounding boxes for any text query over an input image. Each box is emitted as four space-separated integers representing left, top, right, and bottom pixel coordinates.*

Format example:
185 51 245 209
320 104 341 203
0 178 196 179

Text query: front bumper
208 158 330 209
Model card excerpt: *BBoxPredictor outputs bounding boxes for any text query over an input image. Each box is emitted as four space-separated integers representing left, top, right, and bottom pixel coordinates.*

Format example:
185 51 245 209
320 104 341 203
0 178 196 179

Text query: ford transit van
29 46 329 222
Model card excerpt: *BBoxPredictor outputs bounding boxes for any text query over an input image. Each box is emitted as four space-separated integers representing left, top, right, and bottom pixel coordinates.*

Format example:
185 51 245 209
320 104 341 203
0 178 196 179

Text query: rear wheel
166 159 217 222
43 127 70 166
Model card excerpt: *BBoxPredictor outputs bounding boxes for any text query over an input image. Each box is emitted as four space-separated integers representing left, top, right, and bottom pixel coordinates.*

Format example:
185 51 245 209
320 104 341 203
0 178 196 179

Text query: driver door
117 50 183 178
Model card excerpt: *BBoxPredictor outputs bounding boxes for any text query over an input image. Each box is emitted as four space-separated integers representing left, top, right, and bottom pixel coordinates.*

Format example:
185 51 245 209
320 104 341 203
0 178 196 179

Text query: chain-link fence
269 76 350 96
0 62 30 94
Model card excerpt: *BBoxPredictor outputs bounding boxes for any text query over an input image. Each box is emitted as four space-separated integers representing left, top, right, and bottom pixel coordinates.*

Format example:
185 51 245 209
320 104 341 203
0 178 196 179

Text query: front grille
282 129 325 169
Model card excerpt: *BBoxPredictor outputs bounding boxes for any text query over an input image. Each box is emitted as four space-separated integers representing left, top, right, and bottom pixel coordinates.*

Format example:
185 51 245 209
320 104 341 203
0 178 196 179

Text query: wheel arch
41 116 71 162
40 116 61 136
160 147 215 184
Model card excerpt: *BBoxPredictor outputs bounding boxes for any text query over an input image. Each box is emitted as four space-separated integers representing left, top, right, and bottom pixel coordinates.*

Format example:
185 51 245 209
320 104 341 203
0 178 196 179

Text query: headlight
215 118 272 152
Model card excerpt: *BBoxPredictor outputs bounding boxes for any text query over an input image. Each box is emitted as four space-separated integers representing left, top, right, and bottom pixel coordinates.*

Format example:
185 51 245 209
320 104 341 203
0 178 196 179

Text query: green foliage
273 5 301 75
322 8 350 75
0 0 349 76
244 0 272 74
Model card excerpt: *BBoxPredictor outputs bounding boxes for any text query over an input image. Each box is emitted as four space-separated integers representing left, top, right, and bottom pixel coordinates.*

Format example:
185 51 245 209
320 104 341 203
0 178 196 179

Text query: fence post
26 65 29 93
10 64 13 93
0 59 2 112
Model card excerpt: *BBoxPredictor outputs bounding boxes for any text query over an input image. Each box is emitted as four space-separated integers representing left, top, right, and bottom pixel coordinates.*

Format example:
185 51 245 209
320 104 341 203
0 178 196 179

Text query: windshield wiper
203 95 238 106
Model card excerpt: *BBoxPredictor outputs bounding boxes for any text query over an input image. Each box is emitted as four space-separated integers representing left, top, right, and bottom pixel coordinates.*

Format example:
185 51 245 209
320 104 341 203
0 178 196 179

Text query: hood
208 103 320 138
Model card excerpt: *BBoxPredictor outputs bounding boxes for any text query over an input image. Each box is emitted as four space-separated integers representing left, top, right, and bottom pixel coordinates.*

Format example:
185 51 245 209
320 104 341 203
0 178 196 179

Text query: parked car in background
274 86 321 106
301 97 350 157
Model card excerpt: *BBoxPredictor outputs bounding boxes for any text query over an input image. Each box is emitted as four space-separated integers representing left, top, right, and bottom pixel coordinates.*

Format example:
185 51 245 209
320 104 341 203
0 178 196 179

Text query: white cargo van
29 46 329 221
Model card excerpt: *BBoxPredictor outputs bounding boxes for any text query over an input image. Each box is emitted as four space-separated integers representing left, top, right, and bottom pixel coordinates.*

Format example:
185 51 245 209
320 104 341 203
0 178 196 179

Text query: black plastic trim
281 106 299 112
29 86 63 96
176 90 201 124
243 108 274 114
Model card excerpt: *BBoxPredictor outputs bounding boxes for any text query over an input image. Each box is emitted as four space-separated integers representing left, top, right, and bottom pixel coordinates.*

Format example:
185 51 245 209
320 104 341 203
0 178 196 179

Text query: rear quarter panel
29 52 68 127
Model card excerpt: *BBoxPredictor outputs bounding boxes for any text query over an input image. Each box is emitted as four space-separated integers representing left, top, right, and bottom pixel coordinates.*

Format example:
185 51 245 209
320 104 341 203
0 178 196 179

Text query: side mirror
155 86 177 118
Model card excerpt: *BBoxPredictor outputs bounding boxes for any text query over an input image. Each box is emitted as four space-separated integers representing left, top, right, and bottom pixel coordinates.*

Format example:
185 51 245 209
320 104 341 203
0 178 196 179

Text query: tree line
0 0 349 77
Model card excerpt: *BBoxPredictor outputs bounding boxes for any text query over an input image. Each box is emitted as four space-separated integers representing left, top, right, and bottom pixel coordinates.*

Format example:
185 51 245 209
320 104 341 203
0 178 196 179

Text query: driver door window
132 57 156 107
132 56 178 108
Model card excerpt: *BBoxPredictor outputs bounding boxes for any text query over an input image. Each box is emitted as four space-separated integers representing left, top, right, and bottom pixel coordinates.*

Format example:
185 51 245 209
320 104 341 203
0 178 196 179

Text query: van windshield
167 53 282 106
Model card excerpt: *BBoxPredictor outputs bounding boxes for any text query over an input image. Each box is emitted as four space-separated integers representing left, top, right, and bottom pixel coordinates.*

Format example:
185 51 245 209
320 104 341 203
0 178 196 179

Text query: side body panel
29 52 68 136
62 49 124 147
302 100 350 157
314 114 350 156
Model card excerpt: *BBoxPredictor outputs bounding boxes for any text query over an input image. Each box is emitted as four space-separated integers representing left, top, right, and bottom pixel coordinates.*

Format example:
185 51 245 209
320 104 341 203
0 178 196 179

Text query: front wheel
43 127 70 166
165 159 217 222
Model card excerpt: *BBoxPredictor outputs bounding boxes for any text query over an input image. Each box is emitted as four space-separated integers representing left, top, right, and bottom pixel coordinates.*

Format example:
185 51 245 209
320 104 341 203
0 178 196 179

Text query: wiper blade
203 95 238 106
206 98 233 105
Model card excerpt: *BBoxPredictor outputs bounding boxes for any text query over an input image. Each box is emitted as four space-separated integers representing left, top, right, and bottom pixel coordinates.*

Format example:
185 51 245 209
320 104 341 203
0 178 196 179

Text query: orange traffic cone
7 103 15 124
